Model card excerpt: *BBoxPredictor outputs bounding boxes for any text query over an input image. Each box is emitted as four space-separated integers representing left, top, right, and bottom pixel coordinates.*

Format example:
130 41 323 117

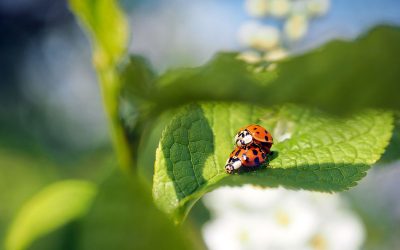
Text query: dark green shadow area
170 160 371 224
79 171 196 250
226 162 369 192
160 104 213 204
379 114 400 164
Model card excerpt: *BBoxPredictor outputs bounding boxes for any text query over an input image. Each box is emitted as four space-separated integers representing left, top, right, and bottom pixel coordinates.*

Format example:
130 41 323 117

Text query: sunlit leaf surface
153 103 393 223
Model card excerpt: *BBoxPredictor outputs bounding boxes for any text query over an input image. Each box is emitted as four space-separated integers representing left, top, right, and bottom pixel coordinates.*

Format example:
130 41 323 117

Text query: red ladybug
225 145 267 174
234 124 273 153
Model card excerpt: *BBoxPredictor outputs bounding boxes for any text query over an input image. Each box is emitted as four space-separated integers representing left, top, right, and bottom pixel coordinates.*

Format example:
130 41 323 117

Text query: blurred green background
1 0 400 249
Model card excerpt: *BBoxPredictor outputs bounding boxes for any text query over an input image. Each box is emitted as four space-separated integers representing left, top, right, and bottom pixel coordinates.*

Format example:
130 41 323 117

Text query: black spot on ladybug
252 149 258 155
235 150 240 156
264 130 268 134
264 136 269 141
253 127 257 130
254 157 260 165
256 131 260 134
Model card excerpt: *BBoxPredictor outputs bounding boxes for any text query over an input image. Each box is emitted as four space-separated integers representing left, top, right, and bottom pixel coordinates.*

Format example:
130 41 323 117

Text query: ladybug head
235 130 253 148
225 157 242 174
225 164 234 174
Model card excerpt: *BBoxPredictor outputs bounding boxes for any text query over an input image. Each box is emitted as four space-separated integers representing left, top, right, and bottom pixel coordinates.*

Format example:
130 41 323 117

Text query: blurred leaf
266 26 400 114
68 0 128 69
5 181 96 250
137 26 400 116
79 171 199 250
119 55 157 133
120 56 156 98
0 151 59 244
147 52 273 113
0 110 112 245
153 103 393 223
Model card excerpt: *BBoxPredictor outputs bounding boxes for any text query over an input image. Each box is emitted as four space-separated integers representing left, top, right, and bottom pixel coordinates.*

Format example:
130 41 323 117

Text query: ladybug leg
267 151 279 161
256 146 268 160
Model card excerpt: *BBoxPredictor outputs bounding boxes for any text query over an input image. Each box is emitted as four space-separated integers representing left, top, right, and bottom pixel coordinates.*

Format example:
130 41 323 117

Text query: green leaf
120 56 156 98
0 150 58 245
142 26 400 116
119 55 157 132
148 52 273 113
153 103 393 223
68 0 128 69
265 26 400 114
5 180 96 250
79 171 199 250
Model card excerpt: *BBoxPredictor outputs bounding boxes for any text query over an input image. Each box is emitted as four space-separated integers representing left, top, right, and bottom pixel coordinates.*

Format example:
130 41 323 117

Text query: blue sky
303 0 400 50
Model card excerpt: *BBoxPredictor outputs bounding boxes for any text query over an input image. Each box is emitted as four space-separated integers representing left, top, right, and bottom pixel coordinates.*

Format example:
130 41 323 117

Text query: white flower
313 210 365 250
203 186 282 216
237 51 262 64
269 0 291 18
203 215 274 250
307 0 330 17
238 21 280 51
284 14 309 41
244 0 269 17
260 191 320 248
252 25 281 50
264 48 288 62
202 186 365 250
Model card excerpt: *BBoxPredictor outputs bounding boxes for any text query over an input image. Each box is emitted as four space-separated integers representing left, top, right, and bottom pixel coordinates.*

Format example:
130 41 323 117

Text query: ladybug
225 145 267 174
234 124 273 152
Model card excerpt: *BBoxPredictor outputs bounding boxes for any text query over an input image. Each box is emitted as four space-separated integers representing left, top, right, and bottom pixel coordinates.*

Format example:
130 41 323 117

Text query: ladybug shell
229 146 266 167
239 124 273 151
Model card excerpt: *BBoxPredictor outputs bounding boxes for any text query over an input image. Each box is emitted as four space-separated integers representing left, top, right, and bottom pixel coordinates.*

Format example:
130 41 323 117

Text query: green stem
99 68 133 174
68 0 132 174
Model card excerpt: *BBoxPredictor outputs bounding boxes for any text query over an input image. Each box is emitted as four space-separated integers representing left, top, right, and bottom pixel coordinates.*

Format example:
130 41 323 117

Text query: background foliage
1 0 399 249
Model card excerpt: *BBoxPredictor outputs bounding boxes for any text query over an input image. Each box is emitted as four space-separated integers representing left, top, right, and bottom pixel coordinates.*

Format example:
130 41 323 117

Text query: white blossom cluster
238 0 330 63
202 186 365 250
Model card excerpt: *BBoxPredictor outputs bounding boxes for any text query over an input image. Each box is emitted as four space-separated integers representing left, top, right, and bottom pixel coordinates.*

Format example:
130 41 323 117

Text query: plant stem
99 68 133 174
68 0 132 174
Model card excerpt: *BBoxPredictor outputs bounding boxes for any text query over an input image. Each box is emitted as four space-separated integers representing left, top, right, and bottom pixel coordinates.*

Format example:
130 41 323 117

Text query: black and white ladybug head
225 156 242 174
235 130 253 148
225 164 235 174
